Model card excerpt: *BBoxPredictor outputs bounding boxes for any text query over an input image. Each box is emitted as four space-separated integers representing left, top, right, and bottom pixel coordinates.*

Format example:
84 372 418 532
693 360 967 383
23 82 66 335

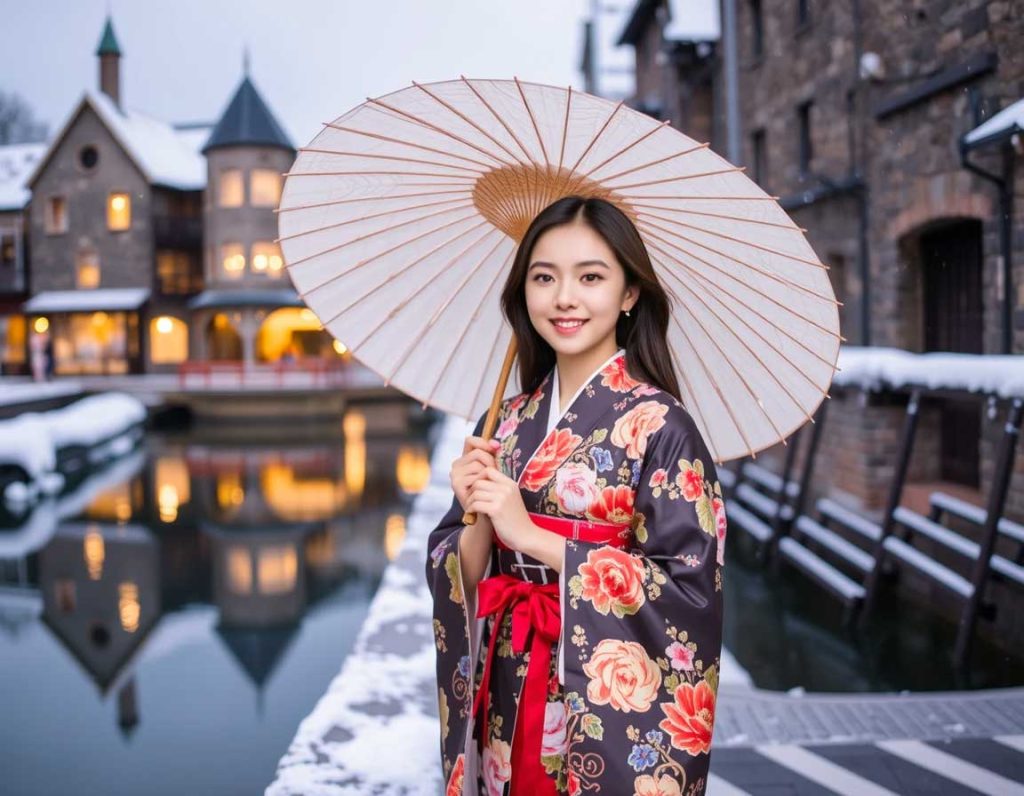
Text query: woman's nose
555 283 577 308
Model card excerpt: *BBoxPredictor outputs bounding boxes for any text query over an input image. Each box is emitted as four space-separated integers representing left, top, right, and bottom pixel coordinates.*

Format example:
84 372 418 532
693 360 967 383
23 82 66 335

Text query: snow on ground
0 414 54 480
835 347 1024 398
42 392 146 448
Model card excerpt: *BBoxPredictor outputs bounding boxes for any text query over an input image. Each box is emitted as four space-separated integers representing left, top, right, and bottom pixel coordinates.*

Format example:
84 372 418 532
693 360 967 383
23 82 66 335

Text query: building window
220 243 246 279
218 169 245 207
251 241 284 277
156 250 201 295
79 145 99 171
107 192 131 231
749 0 764 59
76 248 101 288
0 234 15 268
751 128 767 187
149 316 188 364
45 196 67 234
798 100 814 176
796 0 810 27
250 168 282 207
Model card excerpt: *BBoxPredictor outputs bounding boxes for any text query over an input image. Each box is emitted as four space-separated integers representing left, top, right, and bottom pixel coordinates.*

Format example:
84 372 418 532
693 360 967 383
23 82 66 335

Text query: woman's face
524 220 638 359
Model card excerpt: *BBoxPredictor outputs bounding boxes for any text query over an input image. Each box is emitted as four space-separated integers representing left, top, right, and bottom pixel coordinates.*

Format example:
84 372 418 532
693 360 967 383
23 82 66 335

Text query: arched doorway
207 313 242 361
256 307 333 362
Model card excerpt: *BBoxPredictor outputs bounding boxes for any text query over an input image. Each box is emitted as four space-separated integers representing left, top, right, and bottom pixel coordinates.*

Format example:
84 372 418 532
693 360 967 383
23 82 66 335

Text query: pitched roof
96 17 122 56
203 76 294 154
0 142 46 210
26 90 209 191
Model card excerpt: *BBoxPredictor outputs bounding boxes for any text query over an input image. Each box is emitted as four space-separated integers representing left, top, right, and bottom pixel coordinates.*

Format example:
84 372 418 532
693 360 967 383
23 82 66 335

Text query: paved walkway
266 416 1024 796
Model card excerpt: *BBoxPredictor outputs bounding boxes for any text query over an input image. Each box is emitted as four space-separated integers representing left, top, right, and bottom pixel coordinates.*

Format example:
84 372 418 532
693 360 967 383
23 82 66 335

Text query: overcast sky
1 0 638 146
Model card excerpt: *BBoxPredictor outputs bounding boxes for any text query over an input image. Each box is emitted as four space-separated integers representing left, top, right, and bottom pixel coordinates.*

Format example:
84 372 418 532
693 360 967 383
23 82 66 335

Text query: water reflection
0 404 435 796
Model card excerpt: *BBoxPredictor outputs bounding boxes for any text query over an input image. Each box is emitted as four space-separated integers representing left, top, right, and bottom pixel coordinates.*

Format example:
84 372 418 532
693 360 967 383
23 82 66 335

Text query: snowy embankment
0 392 146 507
835 347 1024 398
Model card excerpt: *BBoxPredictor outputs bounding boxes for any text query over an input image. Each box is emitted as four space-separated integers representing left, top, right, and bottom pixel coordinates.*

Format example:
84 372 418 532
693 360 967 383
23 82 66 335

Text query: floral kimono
426 349 725 796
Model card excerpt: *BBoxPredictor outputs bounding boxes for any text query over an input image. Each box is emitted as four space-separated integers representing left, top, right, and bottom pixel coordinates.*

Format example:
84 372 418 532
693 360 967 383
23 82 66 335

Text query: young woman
426 196 726 796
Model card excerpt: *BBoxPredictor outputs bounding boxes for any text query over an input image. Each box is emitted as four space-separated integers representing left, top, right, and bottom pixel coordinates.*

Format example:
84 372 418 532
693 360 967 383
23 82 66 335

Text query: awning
23 288 150 314
188 288 304 311
962 97 1024 150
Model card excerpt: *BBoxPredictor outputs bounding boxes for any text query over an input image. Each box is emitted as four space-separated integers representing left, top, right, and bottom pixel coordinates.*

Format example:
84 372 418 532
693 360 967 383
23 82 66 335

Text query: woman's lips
551 319 588 336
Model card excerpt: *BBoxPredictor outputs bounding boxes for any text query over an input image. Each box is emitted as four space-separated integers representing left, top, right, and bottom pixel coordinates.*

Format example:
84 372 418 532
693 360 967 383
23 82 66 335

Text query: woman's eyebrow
528 259 610 271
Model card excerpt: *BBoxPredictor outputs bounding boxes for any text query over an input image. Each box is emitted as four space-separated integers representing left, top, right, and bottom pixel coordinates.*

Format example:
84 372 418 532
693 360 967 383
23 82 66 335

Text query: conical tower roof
203 76 293 154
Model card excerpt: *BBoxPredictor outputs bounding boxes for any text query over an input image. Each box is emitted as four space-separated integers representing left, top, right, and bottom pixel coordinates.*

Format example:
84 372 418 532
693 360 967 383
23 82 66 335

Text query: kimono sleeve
561 403 725 796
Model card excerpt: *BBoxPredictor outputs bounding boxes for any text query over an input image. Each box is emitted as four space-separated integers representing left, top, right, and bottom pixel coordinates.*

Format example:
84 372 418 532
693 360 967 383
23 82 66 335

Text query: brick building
1 16 339 376
615 0 1023 522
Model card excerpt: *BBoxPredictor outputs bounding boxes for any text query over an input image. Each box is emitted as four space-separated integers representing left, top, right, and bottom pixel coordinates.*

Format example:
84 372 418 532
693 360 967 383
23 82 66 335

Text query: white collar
546 348 626 435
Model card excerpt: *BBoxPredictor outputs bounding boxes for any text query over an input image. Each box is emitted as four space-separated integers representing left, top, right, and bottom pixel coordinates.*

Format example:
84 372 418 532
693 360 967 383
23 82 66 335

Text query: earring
624 309 631 317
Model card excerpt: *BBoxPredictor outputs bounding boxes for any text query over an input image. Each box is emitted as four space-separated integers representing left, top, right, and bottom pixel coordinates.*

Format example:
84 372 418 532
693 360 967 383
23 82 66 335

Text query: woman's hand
465 466 538 551
451 435 501 512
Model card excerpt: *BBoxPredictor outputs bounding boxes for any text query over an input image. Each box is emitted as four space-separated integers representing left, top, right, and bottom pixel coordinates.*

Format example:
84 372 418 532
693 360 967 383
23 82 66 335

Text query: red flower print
588 484 635 524
567 772 581 796
648 468 668 488
521 427 582 491
676 467 705 502
610 401 668 458
577 546 647 617
445 754 465 796
601 356 641 392
658 680 716 756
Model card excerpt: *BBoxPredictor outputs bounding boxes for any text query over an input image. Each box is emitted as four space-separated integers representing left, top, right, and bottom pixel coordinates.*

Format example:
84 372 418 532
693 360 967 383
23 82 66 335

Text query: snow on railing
834 347 1024 398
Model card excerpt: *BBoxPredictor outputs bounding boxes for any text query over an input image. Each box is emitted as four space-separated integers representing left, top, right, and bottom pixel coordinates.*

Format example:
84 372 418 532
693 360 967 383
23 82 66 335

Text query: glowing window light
384 514 406 561
343 410 366 499
332 340 348 355
257 545 298 595
155 316 174 334
118 581 140 633
107 192 131 230
84 528 105 580
158 484 179 522
33 317 49 333
216 472 245 509
227 546 253 594
396 445 430 494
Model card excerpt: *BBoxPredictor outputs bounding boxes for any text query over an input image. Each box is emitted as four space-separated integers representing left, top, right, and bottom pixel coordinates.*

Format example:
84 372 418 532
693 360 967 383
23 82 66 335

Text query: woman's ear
623 286 639 312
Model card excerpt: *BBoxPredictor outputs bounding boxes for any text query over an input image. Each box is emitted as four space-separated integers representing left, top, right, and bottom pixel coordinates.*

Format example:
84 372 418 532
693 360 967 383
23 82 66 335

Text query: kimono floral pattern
426 352 725 795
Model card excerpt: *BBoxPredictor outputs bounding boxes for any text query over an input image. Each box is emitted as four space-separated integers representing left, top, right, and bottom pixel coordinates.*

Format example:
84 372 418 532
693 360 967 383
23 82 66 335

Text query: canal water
0 402 438 796
1 403 1021 795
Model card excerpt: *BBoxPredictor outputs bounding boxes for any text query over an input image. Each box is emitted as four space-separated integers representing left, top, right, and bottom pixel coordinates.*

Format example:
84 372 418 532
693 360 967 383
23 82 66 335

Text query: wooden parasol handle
462 334 518 525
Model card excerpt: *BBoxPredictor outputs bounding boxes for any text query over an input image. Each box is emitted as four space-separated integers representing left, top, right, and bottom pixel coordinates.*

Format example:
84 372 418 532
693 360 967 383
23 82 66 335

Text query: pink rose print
713 495 727 566
665 641 694 672
541 701 568 757
583 638 662 713
482 738 512 796
555 462 600 514
648 468 668 488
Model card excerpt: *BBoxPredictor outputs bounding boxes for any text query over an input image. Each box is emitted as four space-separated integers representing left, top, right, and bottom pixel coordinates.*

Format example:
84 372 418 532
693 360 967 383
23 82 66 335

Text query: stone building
8 16 335 376
615 0 1023 522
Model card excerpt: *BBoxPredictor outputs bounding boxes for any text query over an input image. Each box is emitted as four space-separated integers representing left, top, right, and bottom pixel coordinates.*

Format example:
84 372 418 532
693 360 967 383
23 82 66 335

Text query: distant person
44 335 55 380
29 331 47 382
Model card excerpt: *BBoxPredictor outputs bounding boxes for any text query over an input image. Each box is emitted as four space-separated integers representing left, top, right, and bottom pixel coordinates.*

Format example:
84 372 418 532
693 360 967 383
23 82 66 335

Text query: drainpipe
960 139 1015 355
721 0 741 165
851 0 871 346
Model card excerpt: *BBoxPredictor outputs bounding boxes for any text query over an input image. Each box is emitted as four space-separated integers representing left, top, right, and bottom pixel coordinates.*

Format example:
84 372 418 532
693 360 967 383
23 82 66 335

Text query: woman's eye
582 273 602 283
533 273 554 283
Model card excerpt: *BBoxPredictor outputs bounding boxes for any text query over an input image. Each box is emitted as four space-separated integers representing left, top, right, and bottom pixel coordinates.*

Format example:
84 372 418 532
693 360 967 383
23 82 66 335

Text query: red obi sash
473 513 630 796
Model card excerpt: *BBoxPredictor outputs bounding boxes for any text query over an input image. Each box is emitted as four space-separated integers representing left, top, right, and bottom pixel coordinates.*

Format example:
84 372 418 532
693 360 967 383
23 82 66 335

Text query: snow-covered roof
963 97 1024 150
27 90 210 191
834 347 1024 398
23 288 150 313
0 142 47 211
665 0 720 41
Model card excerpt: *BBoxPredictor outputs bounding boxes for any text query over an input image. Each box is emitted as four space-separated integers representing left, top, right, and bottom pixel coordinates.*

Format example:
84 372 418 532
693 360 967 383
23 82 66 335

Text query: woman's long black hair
500 196 682 402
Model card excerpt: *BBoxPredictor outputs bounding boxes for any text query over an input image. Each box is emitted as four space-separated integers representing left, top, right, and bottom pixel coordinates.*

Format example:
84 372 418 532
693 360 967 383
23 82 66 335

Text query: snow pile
834 347 1024 398
0 392 145 506
0 414 54 481
42 392 146 448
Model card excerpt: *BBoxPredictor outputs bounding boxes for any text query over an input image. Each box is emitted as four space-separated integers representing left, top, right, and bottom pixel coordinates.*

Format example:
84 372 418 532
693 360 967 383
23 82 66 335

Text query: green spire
96 17 122 57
